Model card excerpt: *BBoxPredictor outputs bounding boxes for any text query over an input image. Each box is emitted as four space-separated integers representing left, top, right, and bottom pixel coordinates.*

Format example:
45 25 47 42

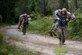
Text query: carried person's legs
49 22 59 37
22 22 29 35
22 26 27 35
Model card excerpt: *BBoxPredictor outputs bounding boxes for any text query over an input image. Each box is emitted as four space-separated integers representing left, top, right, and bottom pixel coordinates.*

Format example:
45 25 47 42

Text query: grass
67 13 82 40
0 46 41 55
55 49 68 55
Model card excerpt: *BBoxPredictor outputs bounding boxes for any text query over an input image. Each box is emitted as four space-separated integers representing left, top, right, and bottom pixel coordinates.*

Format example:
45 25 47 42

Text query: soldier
49 8 75 45
18 13 31 35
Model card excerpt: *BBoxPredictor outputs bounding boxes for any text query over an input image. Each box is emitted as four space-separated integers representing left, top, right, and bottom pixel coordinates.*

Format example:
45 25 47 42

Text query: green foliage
30 12 41 20
1 0 17 24
1 0 82 40
45 0 53 15
0 46 40 55
15 0 41 16
15 0 53 17
27 16 53 34
55 49 68 55
0 33 4 44
78 0 82 12
0 46 8 55
67 13 82 40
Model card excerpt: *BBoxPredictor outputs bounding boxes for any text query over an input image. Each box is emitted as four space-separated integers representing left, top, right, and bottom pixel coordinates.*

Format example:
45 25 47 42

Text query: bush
30 12 41 20
67 13 82 40
0 46 41 55
27 16 54 34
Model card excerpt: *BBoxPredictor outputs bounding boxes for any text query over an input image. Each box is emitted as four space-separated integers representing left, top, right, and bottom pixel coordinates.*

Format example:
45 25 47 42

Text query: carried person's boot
49 31 53 37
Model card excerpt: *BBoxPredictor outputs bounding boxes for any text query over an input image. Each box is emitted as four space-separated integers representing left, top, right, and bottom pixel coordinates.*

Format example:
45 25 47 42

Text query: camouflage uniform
52 9 71 31
18 14 29 35
49 8 75 45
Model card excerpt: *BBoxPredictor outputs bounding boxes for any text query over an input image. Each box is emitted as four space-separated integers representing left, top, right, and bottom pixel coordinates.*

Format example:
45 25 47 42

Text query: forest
0 0 82 55
0 0 82 39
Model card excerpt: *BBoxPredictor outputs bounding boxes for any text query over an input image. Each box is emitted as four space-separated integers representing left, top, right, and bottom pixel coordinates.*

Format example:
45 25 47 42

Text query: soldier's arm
67 11 72 21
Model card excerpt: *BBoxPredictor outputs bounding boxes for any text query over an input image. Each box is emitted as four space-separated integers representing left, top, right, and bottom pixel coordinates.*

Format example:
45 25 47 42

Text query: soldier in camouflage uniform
49 8 75 45
18 13 30 35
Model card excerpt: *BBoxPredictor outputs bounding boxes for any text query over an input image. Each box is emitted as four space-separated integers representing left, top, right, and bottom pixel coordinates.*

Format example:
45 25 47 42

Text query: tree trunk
59 0 69 10
71 0 78 13
74 0 78 10
0 0 2 15
1 0 17 23
41 0 46 17
52 0 59 9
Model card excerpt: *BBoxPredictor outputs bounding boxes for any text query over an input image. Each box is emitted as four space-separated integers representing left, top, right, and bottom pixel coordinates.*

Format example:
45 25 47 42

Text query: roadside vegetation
55 49 68 55
27 16 53 34
67 13 82 40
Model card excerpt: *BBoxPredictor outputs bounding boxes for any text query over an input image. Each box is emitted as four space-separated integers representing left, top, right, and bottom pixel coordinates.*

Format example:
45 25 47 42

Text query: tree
73 0 78 10
59 0 69 10
41 0 46 17
1 0 17 23
0 0 2 15
70 0 78 13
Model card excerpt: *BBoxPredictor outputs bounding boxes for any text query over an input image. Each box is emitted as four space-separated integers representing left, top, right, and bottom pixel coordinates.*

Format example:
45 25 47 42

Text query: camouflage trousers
22 22 29 35
50 22 67 45
21 26 26 35
57 26 67 45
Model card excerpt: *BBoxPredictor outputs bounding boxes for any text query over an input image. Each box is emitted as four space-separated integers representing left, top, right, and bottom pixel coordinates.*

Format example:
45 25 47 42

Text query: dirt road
2 25 82 55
